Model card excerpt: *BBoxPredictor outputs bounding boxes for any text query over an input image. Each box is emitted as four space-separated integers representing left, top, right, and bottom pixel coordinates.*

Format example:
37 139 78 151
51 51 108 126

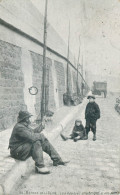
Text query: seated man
8 111 68 174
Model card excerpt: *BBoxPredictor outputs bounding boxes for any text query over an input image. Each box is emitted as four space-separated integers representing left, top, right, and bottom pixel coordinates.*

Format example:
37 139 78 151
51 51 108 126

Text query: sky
31 0 120 79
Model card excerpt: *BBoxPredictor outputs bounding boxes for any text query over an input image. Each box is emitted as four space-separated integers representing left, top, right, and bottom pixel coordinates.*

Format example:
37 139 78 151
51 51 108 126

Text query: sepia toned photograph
0 0 120 194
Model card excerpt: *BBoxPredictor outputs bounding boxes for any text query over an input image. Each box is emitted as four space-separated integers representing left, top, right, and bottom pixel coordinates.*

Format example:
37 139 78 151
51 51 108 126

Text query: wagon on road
92 81 107 98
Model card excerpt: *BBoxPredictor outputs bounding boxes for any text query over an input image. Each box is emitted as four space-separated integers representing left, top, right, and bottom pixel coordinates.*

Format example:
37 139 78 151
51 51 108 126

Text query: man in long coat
9 111 68 174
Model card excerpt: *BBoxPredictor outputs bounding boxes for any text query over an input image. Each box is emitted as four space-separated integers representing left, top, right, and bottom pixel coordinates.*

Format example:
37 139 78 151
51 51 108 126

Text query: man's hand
34 123 44 133
33 116 46 133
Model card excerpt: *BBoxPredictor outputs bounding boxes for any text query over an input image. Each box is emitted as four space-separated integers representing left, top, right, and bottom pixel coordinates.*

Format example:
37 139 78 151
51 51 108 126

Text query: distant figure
60 119 87 142
8 111 69 174
85 95 100 141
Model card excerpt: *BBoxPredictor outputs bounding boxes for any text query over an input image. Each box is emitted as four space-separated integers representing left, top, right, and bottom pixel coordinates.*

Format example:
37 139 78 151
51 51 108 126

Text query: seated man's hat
17 111 33 123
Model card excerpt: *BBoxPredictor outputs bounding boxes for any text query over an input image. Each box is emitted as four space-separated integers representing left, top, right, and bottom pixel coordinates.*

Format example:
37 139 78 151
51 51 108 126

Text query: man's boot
93 134 96 141
35 166 50 174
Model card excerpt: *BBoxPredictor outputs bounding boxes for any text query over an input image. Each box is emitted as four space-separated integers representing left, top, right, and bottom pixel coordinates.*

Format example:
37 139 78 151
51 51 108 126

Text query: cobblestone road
12 93 120 195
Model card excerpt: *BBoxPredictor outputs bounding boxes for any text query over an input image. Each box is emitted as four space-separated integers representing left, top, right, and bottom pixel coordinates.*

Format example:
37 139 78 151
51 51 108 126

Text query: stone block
0 41 27 130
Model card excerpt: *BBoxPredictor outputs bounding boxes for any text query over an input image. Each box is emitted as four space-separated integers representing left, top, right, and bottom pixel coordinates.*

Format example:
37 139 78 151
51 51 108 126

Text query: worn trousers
10 133 62 168
85 119 96 134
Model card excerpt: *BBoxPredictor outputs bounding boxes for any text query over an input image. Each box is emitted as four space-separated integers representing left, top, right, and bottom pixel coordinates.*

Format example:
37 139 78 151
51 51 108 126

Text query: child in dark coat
60 119 86 142
85 94 100 141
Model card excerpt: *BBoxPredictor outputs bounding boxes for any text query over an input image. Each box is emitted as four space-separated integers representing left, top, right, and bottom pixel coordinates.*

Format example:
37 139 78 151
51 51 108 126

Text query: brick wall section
0 40 26 130
30 51 55 116
47 58 56 111
30 51 43 116
54 60 66 107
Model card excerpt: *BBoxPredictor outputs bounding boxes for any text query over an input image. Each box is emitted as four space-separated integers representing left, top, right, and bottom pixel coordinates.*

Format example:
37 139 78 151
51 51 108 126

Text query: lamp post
41 0 48 121
77 47 80 96
66 21 71 106
66 21 70 96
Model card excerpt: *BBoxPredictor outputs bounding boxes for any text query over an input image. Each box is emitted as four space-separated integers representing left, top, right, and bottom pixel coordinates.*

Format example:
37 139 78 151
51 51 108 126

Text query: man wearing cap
85 94 100 141
8 111 68 174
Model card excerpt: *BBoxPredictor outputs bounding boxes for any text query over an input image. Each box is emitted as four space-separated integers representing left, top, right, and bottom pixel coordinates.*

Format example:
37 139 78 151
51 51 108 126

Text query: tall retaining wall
0 0 88 131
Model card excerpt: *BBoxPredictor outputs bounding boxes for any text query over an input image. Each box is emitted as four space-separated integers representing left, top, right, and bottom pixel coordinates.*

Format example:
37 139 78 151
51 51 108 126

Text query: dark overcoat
85 102 100 121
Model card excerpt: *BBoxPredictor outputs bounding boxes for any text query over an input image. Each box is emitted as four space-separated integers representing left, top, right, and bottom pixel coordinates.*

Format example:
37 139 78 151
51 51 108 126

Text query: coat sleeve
95 104 100 119
16 125 43 142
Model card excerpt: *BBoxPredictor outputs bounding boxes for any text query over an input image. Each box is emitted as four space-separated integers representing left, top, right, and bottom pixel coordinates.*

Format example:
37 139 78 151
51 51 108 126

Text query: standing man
85 95 100 141
8 111 68 174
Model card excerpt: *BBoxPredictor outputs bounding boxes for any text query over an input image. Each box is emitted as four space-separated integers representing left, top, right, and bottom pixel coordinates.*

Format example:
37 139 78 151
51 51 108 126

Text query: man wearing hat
8 111 68 174
85 94 100 141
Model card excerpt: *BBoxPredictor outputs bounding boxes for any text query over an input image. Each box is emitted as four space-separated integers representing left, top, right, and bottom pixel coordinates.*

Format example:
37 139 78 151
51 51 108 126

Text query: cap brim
87 96 95 99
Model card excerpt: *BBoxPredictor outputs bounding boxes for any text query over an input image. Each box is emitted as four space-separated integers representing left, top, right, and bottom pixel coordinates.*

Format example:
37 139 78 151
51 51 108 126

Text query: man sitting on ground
8 111 68 174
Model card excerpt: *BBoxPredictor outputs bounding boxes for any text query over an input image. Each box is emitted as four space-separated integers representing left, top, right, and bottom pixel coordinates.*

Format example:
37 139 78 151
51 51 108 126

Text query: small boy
85 94 100 141
60 119 86 142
